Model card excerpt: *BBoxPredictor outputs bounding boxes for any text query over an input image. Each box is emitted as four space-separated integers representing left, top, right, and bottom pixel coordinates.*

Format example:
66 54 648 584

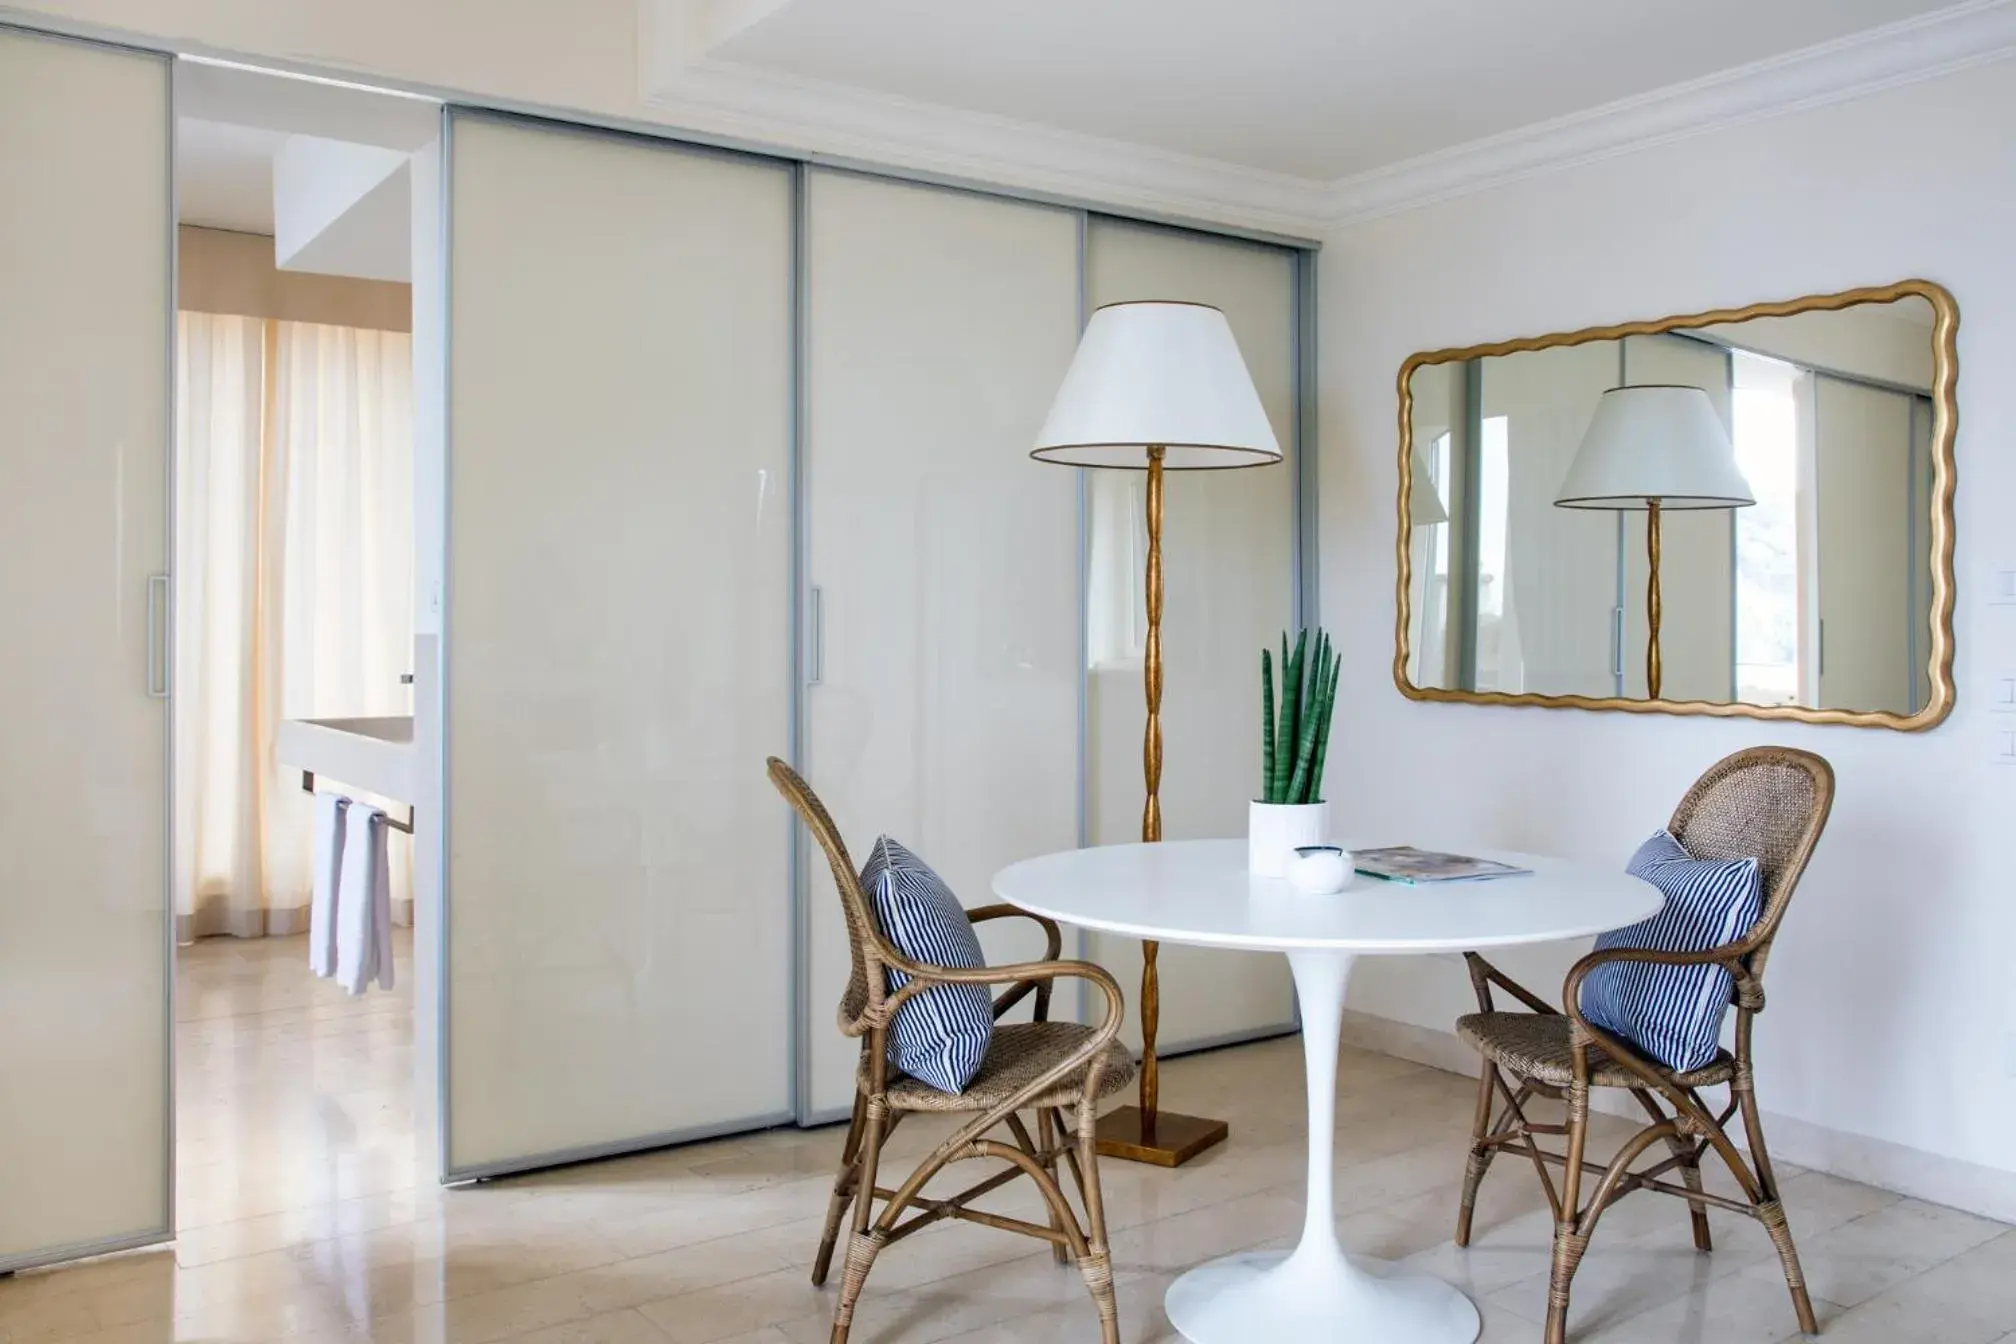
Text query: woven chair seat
866 1021 1137 1113
1457 1012 1736 1090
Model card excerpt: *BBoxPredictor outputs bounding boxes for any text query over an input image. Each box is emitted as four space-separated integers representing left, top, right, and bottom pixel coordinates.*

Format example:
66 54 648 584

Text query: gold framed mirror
1394 280 1956 730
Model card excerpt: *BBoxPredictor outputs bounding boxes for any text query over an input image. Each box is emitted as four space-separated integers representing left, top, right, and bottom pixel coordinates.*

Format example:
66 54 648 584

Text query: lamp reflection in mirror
1032 300 1279 1167
1554 385 1753 700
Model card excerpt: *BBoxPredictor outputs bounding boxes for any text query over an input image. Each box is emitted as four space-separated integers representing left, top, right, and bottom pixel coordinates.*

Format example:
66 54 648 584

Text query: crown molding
637 50 1331 240
638 0 2016 241
640 60 1332 238
1321 0 2016 227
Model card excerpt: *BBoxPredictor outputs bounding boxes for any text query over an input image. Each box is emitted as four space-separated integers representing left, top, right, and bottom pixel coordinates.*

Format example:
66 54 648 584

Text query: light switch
1997 728 2016 762
1995 678 2016 713
1993 569 2016 605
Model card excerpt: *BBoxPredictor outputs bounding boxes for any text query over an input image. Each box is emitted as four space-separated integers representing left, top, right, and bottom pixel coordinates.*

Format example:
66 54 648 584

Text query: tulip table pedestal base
1163 949 1481 1343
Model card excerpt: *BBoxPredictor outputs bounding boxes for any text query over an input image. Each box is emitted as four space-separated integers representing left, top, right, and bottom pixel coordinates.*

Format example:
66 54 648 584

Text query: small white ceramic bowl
1286 844 1353 894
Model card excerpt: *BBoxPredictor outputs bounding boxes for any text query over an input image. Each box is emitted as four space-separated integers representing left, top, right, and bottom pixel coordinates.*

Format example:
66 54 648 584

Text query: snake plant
1260 627 1340 805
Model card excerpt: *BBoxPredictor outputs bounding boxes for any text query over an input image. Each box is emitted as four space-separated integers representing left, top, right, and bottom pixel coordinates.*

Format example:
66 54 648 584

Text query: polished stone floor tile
1 935 2010 1344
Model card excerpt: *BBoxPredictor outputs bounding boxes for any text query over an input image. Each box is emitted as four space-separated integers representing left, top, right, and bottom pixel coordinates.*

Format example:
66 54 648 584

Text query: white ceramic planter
1249 800 1329 877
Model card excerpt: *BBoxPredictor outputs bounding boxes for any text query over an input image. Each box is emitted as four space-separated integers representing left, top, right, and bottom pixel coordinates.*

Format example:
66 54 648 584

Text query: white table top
992 839 1662 955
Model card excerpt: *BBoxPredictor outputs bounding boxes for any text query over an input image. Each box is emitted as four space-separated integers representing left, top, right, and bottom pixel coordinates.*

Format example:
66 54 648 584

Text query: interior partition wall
0 25 174 1270
426 121 1314 1160
797 171 1084 1121
438 111 796 1177
0 16 1311 1221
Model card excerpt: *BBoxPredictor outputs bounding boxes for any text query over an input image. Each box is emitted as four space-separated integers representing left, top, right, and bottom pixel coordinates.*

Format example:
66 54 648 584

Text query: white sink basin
303 715 413 744
277 715 415 803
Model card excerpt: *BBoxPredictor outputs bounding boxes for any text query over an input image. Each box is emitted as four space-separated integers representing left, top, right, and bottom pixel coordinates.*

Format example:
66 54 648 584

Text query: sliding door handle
807 585 825 687
146 572 170 699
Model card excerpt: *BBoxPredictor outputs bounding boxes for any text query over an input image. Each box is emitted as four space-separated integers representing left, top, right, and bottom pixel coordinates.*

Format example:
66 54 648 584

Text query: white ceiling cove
175 61 438 263
176 118 289 233
701 0 1955 178
639 0 2014 231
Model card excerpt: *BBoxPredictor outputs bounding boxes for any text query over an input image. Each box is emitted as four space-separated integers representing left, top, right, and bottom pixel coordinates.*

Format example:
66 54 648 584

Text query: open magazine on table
1352 846 1531 885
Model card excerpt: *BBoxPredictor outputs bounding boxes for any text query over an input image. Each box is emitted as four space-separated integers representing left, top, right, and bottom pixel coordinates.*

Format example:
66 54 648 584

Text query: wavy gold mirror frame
1394 279 1957 730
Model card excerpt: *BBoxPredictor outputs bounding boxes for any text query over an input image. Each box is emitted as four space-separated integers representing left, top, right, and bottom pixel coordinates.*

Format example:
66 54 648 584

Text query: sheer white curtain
174 313 414 941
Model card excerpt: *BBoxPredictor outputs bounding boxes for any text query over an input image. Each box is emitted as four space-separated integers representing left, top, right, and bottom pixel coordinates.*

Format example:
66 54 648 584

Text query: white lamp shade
1032 300 1281 469
1555 385 1754 510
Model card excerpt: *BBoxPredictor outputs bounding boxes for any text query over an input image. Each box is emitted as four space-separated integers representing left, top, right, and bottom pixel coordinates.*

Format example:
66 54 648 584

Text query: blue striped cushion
860 836 994 1094
1579 830 1762 1072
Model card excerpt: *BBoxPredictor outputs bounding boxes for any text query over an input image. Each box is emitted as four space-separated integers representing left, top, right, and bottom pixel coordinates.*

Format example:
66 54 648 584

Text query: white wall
1321 58 2016 1215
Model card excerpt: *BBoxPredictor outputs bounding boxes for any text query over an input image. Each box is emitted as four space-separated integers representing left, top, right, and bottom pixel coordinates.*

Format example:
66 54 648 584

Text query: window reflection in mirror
1398 285 1951 727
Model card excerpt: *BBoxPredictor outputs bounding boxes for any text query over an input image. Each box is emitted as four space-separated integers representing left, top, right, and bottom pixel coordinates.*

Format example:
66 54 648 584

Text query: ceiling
703 0 1962 179
177 118 287 233
175 61 438 238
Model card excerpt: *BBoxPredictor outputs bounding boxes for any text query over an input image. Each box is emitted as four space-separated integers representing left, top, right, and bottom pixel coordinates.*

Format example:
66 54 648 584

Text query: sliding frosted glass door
0 27 171 1269
799 172 1081 1120
1083 220 1299 1053
1816 376 1916 714
440 112 794 1176
1479 342 1627 697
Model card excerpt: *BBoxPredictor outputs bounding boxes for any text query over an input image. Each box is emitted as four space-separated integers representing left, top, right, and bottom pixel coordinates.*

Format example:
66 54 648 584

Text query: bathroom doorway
170 56 436 1249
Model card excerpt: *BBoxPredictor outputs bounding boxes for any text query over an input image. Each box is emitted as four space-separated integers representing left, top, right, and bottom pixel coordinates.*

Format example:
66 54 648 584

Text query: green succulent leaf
1261 648 1277 804
1260 626 1339 806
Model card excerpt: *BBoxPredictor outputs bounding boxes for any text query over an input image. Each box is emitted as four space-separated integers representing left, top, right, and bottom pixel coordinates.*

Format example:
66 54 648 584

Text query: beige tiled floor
3 935 2012 1344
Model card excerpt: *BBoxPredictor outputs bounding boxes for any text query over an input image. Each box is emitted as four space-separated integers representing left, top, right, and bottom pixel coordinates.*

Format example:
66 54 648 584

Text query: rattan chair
1452 746 1834 1344
766 757 1135 1344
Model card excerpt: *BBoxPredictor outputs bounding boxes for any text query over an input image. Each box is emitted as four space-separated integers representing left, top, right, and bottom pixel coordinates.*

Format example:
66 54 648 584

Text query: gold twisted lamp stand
1092 446 1231 1167
1645 498 1664 700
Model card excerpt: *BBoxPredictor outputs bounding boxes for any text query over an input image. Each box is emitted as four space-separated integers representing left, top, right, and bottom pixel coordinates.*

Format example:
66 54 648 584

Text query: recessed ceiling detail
176 61 437 281
638 0 2015 232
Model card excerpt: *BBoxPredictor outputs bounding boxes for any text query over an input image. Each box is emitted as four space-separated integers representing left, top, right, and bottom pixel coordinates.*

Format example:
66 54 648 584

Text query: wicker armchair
766 758 1135 1344
1452 746 1834 1344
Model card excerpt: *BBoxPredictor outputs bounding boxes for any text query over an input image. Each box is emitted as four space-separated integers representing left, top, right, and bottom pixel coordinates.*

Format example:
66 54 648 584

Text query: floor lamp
1555 385 1753 700
1032 300 1281 1167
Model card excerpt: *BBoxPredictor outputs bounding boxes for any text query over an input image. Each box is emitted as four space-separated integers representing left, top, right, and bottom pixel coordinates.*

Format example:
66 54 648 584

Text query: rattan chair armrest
1561 942 1755 1022
883 957 1126 1048
1464 951 1559 1016
962 906 1066 1020
1558 943 1763 1094
964 904 1065 961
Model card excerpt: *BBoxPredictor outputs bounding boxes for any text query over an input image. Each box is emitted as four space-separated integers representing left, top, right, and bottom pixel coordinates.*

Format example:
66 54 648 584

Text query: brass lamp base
1095 1106 1230 1168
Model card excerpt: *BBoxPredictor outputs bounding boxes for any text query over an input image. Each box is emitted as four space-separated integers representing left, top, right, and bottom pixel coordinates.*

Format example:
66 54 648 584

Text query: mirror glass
1400 286 1952 725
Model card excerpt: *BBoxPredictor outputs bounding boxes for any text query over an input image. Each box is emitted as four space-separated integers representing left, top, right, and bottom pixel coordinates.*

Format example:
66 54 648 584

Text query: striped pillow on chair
1579 830 1762 1072
861 836 994 1094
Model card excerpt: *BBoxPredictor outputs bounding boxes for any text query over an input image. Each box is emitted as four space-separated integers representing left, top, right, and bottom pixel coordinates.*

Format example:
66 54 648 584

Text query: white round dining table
992 838 1663 1344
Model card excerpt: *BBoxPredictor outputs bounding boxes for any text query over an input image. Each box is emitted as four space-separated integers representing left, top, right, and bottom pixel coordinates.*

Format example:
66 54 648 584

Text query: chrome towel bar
301 770 416 834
